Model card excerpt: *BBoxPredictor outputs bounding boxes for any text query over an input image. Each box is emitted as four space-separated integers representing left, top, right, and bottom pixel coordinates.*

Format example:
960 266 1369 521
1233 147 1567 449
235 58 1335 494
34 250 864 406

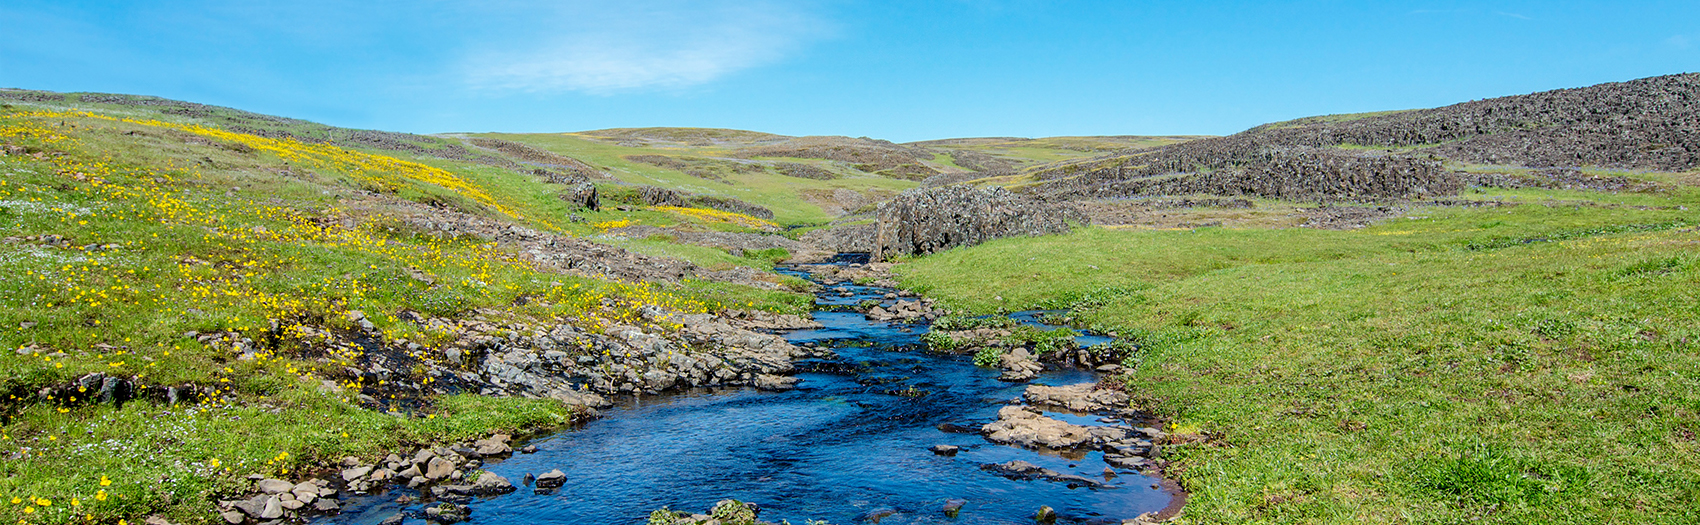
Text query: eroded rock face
869 186 1084 260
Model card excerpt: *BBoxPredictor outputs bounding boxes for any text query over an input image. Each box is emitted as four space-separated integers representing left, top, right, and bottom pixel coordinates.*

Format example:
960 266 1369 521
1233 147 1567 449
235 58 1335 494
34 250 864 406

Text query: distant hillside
481 128 1200 223
1025 73 1700 201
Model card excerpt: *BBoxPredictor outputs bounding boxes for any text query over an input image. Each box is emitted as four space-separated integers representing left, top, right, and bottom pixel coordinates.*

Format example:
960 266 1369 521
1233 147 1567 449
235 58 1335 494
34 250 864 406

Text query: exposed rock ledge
869 185 1085 260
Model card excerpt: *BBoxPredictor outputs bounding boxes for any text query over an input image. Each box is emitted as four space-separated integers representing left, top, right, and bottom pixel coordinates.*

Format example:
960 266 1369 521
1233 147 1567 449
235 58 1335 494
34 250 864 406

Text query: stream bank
300 255 1182 525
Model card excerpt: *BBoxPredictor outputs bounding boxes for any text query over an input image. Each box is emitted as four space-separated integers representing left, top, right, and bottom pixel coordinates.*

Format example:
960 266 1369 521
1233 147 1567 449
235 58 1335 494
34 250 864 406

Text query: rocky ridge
1026 73 1700 202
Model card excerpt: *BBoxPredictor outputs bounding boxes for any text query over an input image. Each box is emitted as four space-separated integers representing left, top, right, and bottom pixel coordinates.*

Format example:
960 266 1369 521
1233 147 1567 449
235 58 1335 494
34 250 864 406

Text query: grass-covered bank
898 186 1700 523
0 106 808 524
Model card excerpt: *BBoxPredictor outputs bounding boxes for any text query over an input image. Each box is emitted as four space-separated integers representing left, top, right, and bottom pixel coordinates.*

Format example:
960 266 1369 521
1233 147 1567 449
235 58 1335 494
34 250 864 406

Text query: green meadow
899 180 1700 523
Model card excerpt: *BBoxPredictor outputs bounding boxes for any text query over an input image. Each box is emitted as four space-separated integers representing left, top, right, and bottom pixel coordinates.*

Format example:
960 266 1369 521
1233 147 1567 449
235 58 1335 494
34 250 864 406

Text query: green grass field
898 181 1700 523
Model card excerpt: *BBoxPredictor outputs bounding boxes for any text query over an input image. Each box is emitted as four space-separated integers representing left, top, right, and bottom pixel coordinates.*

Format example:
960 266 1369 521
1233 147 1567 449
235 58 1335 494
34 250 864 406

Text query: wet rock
534 469 567 489
1022 383 1130 412
943 499 967 518
981 460 1107 489
424 503 469 524
1104 455 1152 470
753 374 801 391
521 445 539 454
936 423 979 434
929 445 960 456
982 406 1097 449
861 507 898 523
1036 505 1058 524
469 471 516 495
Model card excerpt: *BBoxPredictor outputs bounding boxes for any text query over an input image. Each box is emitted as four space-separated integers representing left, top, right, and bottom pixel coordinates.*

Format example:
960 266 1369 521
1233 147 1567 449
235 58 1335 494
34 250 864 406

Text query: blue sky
2 1 1696 142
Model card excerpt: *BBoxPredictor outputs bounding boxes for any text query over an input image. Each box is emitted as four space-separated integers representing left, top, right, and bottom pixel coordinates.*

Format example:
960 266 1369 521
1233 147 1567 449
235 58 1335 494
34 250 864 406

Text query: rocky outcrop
446 305 830 401
869 186 1085 260
632 186 776 220
799 221 876 254
1029 73 1700 201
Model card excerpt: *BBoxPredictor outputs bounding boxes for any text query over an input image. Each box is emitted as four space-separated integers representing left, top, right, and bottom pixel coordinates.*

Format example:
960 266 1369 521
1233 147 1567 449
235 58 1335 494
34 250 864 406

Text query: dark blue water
317 261 1171 525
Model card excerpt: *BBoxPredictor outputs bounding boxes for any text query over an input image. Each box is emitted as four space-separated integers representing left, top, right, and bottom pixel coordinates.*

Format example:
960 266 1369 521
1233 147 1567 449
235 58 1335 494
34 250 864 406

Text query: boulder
425 456 456 480
534 469 567 489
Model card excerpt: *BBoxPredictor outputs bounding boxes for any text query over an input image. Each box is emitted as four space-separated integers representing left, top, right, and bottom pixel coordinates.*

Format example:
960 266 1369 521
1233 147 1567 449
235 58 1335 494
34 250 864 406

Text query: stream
317 257 1175 524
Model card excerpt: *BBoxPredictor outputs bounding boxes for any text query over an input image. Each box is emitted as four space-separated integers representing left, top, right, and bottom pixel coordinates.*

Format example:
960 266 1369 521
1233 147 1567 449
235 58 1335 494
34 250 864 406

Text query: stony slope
1025 73 1700 201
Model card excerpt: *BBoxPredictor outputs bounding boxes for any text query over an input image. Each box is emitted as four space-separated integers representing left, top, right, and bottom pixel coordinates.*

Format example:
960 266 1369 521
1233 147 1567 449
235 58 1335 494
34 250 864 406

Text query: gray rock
1022 383 1130 413
425 456 455 480
469 471 516 495
981 460 1107 488
220 510 247 524
471 439 510 457
534 469 567 489
929 445 960 456
341 465 373 482
231 495 269 517
255 478 293 494
258 495 284 520
313 498 341 512
982 406 1096 449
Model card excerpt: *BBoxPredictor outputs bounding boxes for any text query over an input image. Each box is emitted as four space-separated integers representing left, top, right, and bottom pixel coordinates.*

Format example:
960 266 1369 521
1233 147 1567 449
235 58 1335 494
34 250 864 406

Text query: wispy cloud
463 1 829 94
1494 11 1532 20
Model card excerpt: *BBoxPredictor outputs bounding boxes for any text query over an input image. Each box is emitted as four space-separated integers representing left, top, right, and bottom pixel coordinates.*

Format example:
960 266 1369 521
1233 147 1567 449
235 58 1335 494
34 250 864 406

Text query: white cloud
463 1 828 94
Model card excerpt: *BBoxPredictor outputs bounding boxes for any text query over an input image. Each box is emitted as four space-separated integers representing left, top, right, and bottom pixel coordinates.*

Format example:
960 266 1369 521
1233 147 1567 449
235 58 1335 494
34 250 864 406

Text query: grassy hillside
0 99 806 523
479 129 1203 224
468 131 921 224
898 173 1700 523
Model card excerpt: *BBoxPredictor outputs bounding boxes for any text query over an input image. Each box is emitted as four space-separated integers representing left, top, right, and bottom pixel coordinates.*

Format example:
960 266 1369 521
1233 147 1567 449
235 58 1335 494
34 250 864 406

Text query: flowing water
318 258 1174 525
